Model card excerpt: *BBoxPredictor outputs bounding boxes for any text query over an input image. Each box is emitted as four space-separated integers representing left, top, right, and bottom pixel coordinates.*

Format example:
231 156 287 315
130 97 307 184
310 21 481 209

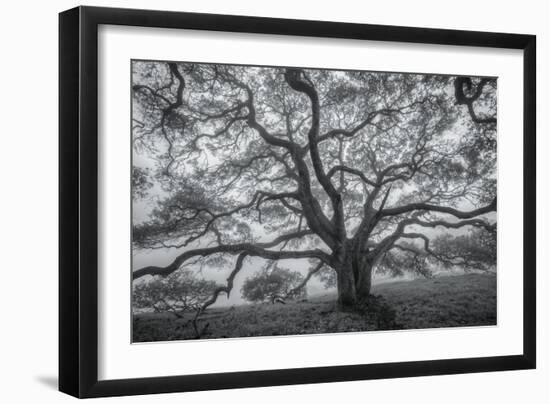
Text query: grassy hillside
133 273 496 342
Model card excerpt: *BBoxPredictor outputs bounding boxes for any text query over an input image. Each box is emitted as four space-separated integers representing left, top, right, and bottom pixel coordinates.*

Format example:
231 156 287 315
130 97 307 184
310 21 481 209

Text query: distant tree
315 264 337 290
133 269 218 338
131 62 497 309
241 266 307 304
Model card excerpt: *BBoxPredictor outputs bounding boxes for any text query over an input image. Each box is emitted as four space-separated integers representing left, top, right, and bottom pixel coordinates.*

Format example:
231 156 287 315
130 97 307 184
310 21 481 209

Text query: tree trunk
337 259 357 309
355 263 374 301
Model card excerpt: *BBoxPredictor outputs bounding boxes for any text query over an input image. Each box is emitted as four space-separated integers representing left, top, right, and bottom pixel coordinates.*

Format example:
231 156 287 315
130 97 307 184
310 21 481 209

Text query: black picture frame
59 5 536 398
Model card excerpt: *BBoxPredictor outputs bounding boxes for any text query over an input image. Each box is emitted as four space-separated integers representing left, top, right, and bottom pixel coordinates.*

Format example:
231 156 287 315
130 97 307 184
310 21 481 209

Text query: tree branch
326 165 377 187
285 261 325 299
370 214 494 260
380 197 496 219
133 232 330 280
223 71 338 247
454 77 497 124
200 253 247 311
284 68 345 239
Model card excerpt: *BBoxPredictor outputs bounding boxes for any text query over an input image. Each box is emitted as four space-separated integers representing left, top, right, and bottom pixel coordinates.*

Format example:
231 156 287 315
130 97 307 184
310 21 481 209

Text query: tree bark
337 257 357 308
355 262 374 301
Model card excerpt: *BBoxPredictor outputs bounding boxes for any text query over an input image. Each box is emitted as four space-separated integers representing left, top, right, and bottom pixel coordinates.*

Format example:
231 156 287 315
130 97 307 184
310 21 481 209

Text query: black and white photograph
131 60 497 342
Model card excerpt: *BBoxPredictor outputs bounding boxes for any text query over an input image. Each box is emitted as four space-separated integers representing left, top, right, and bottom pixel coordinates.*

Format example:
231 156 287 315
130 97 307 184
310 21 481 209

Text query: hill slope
133 273 496 342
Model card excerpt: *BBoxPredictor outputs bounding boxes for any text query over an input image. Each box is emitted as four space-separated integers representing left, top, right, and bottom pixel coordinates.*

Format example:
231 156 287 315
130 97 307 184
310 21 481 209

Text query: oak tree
131 61 496 309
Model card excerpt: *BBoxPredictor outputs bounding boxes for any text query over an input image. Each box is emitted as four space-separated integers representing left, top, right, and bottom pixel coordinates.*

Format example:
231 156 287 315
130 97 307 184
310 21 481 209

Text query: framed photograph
59 6 536 398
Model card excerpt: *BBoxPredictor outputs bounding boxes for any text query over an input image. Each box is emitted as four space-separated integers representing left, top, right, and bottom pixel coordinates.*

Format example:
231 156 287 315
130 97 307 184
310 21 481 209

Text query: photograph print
131 60 497 342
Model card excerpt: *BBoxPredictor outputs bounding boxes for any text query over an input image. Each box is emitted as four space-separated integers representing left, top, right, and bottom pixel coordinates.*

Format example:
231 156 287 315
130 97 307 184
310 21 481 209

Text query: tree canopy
131 61 497 308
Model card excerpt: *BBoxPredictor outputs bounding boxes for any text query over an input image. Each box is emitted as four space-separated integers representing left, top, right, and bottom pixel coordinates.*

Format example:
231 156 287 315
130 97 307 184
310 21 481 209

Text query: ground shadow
35 375 58 390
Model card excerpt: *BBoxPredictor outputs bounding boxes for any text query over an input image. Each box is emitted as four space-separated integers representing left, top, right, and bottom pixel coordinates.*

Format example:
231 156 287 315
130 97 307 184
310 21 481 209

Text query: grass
132 272 496 342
